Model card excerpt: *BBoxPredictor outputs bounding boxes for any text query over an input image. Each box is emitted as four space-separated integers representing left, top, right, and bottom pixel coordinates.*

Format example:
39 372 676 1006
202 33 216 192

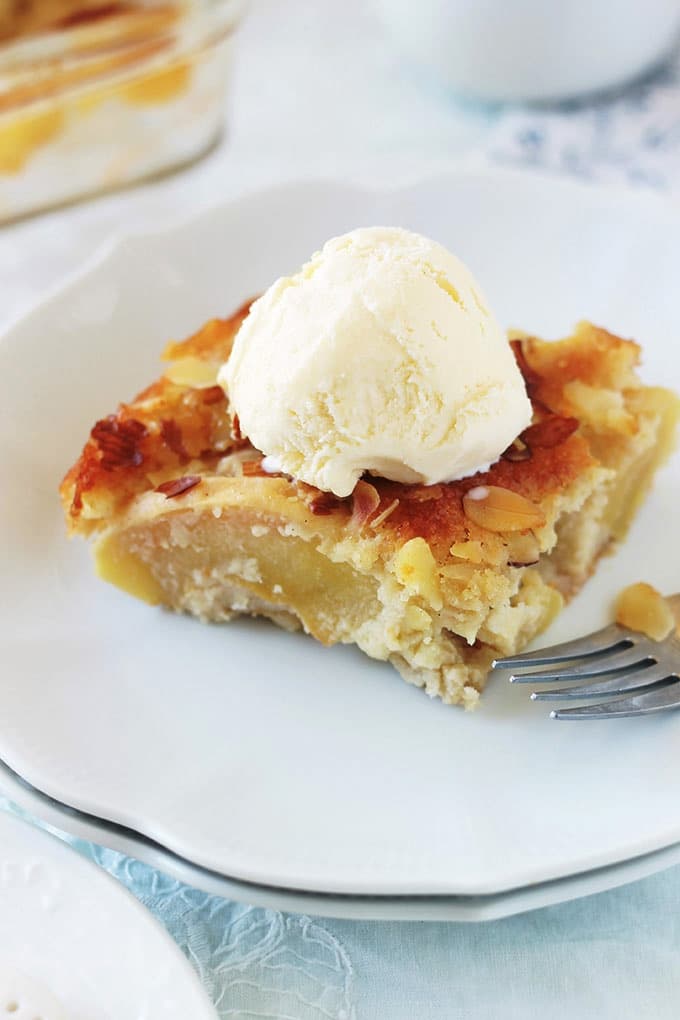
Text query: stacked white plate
1 169 679 920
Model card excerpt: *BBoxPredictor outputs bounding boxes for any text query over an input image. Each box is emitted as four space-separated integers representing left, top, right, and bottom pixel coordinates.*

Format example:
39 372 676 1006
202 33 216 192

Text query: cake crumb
615 581 675 641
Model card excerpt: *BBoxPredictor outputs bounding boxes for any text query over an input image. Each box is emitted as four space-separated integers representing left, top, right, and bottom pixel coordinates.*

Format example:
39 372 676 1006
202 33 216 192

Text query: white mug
376 0 680 102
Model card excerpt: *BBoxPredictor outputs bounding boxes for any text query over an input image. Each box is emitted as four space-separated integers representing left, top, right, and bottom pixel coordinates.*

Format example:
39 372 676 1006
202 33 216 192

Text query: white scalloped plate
3 758 680 922
0 808 216 1019
1 169 679 904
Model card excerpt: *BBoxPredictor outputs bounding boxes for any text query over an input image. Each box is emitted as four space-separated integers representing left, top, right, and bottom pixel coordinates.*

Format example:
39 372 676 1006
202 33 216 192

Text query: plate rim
2 160 679 344
3 756 680 923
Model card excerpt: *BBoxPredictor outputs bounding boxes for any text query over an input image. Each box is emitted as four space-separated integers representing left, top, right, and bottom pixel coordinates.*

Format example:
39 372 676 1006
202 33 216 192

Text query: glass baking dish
0 1 244 222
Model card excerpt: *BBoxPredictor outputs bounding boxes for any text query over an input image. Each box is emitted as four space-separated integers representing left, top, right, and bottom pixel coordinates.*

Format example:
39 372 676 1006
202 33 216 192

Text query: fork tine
509 644 656 684
492 623 630 670
551 678 680 720
531 664 671 700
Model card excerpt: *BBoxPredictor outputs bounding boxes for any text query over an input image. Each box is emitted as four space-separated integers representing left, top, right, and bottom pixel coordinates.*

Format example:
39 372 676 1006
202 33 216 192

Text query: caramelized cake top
61 304 650 555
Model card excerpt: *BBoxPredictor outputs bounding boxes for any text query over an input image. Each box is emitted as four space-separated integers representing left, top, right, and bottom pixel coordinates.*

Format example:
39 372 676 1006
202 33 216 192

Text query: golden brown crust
59 309 661 555
369 437 595 553
513 322 640 417
61 302 251 522
161 303 252 363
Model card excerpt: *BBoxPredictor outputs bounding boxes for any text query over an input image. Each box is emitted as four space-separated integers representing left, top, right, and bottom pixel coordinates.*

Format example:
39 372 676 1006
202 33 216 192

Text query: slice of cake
60 302 679 707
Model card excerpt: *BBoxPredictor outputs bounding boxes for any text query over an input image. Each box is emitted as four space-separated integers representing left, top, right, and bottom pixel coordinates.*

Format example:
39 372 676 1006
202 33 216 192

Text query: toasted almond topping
155 475 201 499
350 480 381 528
91 415 147 470
502 437 532 462
449 538 505 566
615 582 675 641
160 418 189 460
521 415 579 449
369 498 400 529
462 485 546 533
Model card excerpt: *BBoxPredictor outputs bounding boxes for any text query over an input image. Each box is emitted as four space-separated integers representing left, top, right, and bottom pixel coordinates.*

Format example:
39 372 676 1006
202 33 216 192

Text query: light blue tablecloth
6 796 680 1020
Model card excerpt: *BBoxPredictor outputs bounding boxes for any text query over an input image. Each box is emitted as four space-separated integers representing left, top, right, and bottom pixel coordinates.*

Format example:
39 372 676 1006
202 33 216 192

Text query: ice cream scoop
219 226 532 497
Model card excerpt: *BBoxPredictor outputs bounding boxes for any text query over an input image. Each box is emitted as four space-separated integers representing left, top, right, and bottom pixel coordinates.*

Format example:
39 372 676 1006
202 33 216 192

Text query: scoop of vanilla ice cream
219 227 532 498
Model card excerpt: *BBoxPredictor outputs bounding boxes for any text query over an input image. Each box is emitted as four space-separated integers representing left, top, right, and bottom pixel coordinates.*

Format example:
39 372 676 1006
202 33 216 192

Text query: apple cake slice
60 303 679 707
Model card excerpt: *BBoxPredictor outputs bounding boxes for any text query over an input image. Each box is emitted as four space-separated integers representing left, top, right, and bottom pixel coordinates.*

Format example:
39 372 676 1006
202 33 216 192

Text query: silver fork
492 593 680 720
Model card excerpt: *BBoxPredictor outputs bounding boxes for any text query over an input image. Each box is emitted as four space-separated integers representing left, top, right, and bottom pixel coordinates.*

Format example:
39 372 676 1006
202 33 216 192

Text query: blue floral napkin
491 47 680 195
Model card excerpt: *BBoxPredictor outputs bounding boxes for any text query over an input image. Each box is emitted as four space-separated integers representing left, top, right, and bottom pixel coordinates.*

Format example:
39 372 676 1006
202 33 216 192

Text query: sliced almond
370 498 400 529
350 479 380 529
155 475 201 499
521 415 579 449
615 582 675 641
462 485 546 533
502 437 532 462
